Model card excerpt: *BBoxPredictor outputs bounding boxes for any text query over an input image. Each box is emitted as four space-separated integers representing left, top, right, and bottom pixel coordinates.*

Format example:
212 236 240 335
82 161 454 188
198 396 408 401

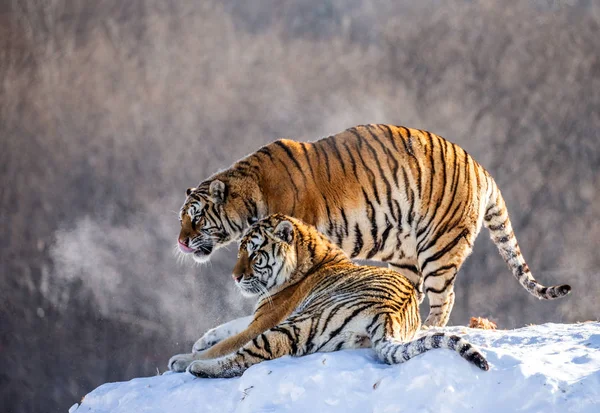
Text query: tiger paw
168 353 197 372
187 360 219 378
192 329 221 354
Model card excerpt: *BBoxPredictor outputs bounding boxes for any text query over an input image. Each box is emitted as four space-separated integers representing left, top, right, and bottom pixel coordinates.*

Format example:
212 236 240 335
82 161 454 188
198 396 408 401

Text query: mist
1 0 599 412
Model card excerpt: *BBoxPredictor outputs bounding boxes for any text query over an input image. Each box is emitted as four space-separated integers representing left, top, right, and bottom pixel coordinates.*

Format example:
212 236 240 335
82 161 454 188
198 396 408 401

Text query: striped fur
169 215 489 378
177 124 571 327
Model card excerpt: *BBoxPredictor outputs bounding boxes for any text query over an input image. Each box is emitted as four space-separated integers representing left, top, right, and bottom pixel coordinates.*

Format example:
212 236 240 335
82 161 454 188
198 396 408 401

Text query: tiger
177 124 571 333
168 214 489 378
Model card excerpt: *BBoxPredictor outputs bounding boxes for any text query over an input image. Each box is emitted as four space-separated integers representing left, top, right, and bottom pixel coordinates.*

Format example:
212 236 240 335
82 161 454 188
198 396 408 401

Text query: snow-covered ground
73 322 600 413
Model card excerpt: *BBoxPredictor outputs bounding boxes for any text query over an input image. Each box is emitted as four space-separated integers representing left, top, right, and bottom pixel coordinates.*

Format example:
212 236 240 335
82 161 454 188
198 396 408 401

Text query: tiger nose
178 239 194 253
232 273 244 283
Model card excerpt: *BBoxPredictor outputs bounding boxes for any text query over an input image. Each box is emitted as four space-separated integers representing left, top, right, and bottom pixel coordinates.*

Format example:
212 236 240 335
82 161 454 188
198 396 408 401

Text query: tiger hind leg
419 231 474 327
423 286 455 328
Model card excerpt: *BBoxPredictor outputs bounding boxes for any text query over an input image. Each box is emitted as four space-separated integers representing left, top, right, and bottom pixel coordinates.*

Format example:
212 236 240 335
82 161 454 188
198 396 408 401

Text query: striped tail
483 178 571 299
374 332 489 371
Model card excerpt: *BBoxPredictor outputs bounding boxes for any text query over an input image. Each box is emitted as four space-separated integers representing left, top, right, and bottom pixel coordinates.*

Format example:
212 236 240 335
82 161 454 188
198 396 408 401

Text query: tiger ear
272 220 294 244
209 180 226 204
186 187 196 196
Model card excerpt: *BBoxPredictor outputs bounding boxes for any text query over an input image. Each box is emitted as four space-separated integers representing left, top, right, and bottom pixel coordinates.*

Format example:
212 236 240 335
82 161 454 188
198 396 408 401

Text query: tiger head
178 176 264 263
232 214 347 297
232 214 299 297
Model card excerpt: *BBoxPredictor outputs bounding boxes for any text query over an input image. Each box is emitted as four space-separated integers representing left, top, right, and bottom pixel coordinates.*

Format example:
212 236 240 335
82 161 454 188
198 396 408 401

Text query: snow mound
73 323 600 413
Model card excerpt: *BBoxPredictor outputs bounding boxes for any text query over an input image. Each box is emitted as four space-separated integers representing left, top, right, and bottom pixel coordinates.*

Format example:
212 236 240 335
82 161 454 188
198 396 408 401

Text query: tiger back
168 214 489 378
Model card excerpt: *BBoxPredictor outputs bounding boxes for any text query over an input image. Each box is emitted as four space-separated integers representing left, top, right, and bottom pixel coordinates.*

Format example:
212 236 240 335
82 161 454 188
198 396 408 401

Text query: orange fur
178 124 570 327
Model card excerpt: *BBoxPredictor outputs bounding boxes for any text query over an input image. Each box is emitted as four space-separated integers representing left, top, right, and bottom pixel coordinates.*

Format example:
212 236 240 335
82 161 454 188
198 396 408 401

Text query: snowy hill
72 323 600 413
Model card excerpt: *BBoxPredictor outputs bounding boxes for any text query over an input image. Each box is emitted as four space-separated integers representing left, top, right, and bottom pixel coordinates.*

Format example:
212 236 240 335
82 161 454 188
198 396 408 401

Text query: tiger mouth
193 244 213 256
236 277 261 296
190 242 214 261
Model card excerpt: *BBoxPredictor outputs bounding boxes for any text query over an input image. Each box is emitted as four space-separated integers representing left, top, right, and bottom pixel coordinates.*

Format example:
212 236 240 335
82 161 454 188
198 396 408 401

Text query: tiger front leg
188 326 297 378
192 315 254 353
168 352 200 373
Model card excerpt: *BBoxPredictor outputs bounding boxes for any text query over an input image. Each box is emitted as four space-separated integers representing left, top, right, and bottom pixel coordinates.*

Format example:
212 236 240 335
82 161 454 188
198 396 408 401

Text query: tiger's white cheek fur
191 253 211 264
265 246 297 290
238 284 260 298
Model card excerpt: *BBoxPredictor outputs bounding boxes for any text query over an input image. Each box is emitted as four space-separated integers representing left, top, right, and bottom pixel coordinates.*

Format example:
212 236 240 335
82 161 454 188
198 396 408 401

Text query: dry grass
469 317 498 330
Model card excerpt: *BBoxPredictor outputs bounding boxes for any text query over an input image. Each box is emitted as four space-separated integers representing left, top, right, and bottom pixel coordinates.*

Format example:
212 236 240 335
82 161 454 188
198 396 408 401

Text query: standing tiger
178 124 570 332
169 214 489 377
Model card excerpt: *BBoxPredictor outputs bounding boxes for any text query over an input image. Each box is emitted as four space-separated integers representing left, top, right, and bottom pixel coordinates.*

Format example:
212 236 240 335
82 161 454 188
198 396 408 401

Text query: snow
73 322 600 413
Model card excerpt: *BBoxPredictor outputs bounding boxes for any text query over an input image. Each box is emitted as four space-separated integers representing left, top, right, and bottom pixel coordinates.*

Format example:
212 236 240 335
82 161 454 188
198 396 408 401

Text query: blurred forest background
1 0 599 412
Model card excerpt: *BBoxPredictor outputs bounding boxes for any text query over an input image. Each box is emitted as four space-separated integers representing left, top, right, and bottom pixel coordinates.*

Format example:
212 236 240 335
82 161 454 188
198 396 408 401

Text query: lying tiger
168 214 489 378
178 124 571 330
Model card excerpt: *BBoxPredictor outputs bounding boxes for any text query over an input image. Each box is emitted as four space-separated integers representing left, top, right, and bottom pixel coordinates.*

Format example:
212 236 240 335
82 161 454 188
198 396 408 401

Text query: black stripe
417 132 446 241
340 207 349 237
418 131 436 232
258 146 275 162
418 201 465 254
366 314 382 334
488 218 508 231
459 342 471 356
381 252 395 262
241 347 267 360
380 217 393 252
273 140 308 182
342 141 359 180
364 188 381 259
400 168 415 226
304 317 320 353
429 142 463 237
388 263 419 275
276 159 299 213
425 276 456 294
417 141 464 253
348 128 381 204
334 341 345 351
260 333 272 356
423 264 456 280
399 126 416 159
301 143 317 179
317 304 374 351
446 335 460 350
516 263 530 277
318 141 333 181
363 126 394 206
431 332 445 347
380 124 399 152
324 202 335 236
366 125 398 222
271 326 297 355
421 228 469 271
484 209 503 221
252 336 261 350
351 223 364 258
495 235 510 244
326 137 347 175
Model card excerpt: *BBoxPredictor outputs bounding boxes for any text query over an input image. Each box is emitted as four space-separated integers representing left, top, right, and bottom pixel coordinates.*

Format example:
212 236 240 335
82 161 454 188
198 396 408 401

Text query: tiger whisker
255 280 273 307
